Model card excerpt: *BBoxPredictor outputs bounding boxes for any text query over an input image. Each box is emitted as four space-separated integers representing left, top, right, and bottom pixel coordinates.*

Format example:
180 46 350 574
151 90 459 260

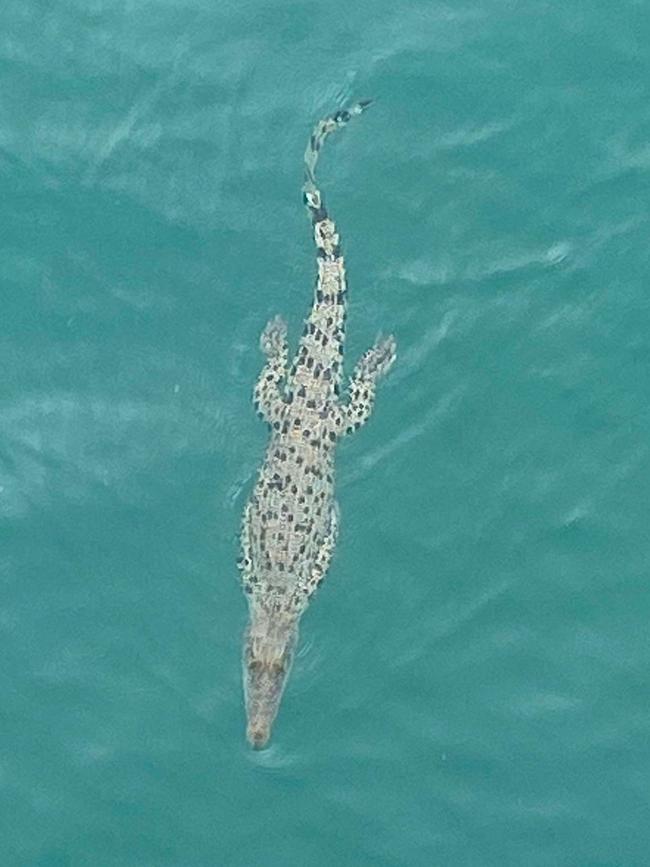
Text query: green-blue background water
2 1 649 864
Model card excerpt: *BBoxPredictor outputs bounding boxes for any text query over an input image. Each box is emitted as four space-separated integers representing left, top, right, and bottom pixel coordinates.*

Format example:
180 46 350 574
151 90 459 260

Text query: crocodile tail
302 100 372 228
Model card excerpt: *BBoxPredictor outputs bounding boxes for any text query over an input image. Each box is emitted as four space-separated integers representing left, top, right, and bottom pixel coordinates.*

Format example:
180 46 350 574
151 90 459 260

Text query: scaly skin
239 102 396 749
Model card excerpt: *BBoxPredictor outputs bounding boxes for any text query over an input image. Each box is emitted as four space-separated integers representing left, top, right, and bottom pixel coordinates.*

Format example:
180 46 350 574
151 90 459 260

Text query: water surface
2 1 650 864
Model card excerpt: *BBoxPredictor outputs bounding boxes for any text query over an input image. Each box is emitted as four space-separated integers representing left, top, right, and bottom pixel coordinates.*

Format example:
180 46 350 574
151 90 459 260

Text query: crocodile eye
271 661 285 676
249 660 262 673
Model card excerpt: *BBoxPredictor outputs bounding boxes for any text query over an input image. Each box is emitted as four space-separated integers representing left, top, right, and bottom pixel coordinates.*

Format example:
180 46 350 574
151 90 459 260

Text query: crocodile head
243 613 298 749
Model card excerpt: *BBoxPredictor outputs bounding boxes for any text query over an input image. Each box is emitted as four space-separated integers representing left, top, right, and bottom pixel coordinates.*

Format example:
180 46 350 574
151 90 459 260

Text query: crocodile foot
260 315 287 357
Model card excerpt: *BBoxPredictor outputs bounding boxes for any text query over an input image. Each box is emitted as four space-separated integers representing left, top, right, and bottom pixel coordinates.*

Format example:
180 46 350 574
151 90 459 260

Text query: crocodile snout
247 723 271 750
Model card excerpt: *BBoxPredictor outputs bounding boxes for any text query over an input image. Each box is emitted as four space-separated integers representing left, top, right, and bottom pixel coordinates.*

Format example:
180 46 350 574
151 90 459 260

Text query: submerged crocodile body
239 103 396 748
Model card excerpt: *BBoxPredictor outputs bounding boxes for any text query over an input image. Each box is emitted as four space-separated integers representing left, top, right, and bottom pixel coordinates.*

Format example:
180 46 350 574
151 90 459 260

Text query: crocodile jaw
243 614 298 749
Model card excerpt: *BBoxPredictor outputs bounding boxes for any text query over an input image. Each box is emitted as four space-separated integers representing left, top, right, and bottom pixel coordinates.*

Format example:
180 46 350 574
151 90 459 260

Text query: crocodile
238 102 396 749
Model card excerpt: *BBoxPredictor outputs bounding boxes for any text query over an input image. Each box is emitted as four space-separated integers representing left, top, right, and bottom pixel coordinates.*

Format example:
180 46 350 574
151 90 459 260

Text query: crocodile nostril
247 726 270 750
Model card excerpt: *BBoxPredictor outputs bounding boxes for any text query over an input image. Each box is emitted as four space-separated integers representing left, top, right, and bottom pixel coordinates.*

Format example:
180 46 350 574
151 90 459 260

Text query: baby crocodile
239 102 396 748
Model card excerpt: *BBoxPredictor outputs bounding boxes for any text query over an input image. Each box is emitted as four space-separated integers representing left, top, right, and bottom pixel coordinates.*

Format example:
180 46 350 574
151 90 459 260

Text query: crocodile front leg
289 502 340 611
254 314 288 424
336 335 396 435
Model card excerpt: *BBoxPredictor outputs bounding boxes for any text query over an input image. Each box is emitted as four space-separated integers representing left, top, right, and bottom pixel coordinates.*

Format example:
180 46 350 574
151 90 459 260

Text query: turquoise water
2 0 650 864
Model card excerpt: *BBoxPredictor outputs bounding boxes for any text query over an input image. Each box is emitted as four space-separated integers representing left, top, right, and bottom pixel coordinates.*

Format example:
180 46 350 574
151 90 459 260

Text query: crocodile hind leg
335 335 397 435
254 314 288 424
